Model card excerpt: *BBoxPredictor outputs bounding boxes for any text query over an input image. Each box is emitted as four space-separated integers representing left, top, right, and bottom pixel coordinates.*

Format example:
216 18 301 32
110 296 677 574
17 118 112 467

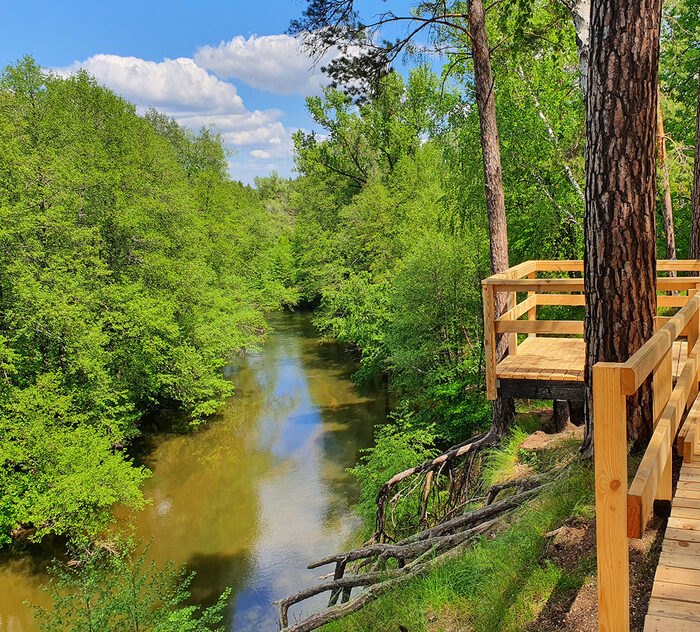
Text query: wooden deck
494 337 687 388
645 460 700 631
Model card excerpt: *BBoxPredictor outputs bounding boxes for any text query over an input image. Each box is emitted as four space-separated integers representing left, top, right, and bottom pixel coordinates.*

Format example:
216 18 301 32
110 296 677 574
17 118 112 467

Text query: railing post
688 301 700 403
593 363 629 632
482 282 497 400
507 291 517 355
527 271 537 338
653 349 673 502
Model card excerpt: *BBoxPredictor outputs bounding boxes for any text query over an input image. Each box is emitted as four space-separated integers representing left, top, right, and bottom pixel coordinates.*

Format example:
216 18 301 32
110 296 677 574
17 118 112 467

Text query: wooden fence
482 260 700 400
594 287 700 631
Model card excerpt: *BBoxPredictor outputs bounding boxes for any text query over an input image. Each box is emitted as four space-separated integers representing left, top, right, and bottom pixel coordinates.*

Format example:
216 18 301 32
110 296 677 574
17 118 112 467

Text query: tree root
275 470 556 631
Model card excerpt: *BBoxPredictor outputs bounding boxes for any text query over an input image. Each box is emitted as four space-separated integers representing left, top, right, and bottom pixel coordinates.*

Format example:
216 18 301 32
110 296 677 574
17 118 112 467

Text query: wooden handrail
481 259 700 632
591 285 700 632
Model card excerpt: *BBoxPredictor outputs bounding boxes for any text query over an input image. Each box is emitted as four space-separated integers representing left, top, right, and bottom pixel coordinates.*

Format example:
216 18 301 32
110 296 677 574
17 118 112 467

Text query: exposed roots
275 466 560 632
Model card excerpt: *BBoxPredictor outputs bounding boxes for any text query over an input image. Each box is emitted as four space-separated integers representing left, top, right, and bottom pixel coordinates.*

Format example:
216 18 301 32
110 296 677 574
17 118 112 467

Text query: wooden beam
485 278 583 292
536 294 585 306
483 282 497 401
620 293 700 395
498 295 537 324
497 378 584 401
484 260 537 281
534 259 583 272
593 363 630 632
628 339 700 537
653 349 673 502
494 319 584 335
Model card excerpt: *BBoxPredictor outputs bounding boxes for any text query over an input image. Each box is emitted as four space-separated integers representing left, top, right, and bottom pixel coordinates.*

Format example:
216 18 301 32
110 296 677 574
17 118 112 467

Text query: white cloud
57 54 244 114
194 34 335 96
55 52 299 182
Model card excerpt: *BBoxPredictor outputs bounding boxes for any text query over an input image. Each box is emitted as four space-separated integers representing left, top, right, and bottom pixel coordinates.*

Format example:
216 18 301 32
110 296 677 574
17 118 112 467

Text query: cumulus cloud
194 34 335 96
55 52 298 182
57 54 245 114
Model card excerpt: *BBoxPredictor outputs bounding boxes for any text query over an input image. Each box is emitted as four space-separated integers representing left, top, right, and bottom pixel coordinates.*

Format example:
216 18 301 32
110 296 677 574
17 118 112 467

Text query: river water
0 312 388 631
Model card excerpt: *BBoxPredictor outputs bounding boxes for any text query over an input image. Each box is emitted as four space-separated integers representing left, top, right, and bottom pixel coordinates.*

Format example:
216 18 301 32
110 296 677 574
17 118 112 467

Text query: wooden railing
593 288 700 632
482 260 700 400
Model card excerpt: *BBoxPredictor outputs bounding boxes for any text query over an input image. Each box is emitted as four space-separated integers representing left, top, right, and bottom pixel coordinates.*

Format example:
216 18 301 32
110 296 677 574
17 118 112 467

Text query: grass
320 431 596 632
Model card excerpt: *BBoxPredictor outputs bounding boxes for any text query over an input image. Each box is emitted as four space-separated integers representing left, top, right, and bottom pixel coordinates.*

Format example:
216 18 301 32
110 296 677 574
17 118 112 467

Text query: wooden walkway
645 460 700 631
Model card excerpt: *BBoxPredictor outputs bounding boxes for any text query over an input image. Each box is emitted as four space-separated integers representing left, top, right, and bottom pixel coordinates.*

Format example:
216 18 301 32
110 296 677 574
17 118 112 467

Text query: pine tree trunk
657 88 677 262
691 70 700 259
469 0 514 434
582 0 661 455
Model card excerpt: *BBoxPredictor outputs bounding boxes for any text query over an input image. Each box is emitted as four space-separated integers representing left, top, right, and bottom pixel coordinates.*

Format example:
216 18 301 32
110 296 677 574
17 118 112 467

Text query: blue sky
2 0 419 184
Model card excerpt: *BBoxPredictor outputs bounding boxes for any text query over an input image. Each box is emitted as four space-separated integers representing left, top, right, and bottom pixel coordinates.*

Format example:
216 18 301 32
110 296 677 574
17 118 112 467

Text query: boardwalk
482 260 700 632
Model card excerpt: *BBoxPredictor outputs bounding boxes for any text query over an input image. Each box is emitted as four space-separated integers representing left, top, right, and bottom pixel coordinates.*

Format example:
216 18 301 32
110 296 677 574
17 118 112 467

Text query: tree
291 0 515 434
691 73 700 258
657 89 677 261
582 0 662 452
33 546 230 632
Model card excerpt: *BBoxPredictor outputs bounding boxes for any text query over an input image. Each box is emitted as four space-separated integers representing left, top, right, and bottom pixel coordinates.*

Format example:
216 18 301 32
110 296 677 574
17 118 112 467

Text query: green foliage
0 57 295 545
479 427 530 488
348 416 440 533
32 546 229 632
321 461 595 632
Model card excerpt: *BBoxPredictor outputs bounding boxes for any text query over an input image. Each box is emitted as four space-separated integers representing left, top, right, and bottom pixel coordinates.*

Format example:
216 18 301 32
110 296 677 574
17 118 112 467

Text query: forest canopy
0 58 296 545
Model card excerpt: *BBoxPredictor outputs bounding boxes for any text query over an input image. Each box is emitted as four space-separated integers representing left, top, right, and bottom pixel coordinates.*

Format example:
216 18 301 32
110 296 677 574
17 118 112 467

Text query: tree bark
582 0 661 454
691 69 700 259
566 0 591 101
469 0 514 433
657 87 677 261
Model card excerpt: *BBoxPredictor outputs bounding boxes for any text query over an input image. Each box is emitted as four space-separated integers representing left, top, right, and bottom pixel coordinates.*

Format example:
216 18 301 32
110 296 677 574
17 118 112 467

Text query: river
0 312 388 631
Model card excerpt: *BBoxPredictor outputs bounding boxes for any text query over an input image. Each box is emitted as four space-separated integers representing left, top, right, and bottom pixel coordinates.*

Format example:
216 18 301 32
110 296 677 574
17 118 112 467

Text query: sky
1 0 418 184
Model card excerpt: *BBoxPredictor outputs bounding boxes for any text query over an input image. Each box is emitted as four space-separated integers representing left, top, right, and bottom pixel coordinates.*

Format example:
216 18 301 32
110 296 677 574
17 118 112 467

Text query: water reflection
0 312 387 631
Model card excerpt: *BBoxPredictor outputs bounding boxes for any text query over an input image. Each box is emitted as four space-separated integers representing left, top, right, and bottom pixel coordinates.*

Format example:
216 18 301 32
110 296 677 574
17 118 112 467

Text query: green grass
320 460 595 632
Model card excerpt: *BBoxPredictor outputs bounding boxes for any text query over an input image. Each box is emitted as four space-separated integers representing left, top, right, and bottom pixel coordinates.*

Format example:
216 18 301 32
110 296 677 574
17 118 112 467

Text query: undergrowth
321 426 595 632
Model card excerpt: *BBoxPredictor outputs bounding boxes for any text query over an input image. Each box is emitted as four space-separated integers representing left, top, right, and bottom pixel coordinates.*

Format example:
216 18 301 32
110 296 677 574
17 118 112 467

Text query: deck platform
493 337 687 400
644 461 700 631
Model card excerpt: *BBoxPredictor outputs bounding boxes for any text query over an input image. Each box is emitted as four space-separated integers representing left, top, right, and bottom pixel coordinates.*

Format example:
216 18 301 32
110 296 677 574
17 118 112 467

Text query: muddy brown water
0 312 388 631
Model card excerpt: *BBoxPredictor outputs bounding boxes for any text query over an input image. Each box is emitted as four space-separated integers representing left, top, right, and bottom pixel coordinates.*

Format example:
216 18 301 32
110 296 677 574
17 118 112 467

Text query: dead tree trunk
469 0 514 433
690 69 700 259
657 87 677 261
582 0 661 454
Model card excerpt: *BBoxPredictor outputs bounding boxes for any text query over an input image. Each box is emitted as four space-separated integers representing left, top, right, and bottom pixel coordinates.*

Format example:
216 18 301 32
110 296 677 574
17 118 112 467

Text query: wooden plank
659 295 694 308
673 496 700 510
485 260 537 281
497 378 585 401
494 319 584 335
671 505 700 520
663 539 700 555
593 363 629 632
536 294 585 306
665 527 700 543
498 294 537 323
668 516 700 531
655 565 700 586
659 550 700 571
486 278 584 292
483 283 497 401
651 580 700 603
620 294 700 395
647 597 700 623
658 259 700 272
526 271 537 337
644 614 700 631
534 259 583 272
654 348 674 502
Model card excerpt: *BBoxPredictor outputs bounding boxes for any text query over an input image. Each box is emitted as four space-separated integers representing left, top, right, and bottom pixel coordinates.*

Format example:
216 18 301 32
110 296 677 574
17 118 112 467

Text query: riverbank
0 312 389 631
